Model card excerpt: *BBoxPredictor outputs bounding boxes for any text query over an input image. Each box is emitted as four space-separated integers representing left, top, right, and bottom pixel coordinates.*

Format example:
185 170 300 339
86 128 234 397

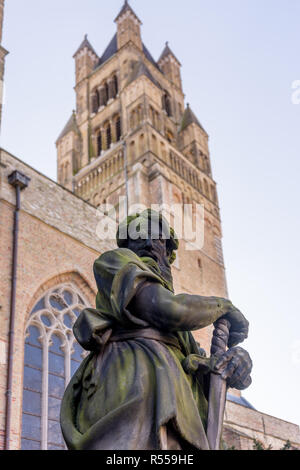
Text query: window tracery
21 284 89 450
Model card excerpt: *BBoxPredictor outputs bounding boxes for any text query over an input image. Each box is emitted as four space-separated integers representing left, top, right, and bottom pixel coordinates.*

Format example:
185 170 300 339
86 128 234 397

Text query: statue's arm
130 282 249 341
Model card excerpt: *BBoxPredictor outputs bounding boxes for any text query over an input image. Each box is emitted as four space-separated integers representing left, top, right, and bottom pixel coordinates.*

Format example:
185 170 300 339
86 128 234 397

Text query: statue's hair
116 209 179 264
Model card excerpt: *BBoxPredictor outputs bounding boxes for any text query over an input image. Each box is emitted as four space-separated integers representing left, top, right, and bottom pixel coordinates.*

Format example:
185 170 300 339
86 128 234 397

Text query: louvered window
97 131 102 156
116 117 122 142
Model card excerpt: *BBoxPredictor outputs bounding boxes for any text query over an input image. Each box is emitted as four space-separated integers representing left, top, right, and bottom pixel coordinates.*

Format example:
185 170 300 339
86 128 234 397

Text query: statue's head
116 209 178 283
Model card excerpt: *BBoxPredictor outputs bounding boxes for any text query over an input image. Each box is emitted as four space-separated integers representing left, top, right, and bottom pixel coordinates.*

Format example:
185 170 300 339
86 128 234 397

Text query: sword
206 318 231 450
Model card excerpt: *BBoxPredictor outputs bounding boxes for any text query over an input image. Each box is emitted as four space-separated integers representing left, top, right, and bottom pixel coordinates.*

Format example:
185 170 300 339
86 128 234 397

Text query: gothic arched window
150 106 155 127
105 123 112 149
203 179 209 198
139 134 145 155
21 284 89 450
211 185 217 204
204 156 211 175
113 74 119 96
97 130 102 156
155 112 161 131
151 135 158 155
139 105 144 125
162 92 172 117
198 178 203 193
92 90 99 114
130 140 136 161
104 82 109 105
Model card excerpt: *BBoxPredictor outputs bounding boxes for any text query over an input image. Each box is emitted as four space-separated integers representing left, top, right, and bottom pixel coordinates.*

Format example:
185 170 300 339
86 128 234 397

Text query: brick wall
224 401 300 449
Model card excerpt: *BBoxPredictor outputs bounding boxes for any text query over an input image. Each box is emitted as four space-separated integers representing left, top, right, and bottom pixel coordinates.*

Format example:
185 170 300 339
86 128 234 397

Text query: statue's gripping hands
60 210 252 450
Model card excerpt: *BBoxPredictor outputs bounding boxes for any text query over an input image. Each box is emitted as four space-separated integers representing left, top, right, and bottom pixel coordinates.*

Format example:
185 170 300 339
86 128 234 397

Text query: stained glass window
21 284 89 450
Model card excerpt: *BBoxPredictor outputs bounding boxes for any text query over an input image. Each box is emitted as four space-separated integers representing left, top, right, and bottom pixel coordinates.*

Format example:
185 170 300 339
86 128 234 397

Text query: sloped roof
158 42 181 66
179 104 205 133
94 34 159 72
143 43 160 70
56 112 79 143
73 34 99 58
126 60 161 89
114 0 142 24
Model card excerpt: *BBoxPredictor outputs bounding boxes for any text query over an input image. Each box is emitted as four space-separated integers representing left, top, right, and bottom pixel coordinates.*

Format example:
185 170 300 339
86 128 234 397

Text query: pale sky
1 0 300 427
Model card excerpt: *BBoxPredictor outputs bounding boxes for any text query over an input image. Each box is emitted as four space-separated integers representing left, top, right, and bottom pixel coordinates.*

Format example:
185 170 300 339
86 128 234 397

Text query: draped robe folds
60 248 220 450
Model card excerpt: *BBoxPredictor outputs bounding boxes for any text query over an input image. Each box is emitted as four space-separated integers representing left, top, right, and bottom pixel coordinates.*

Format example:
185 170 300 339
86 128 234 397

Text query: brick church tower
56 1 228 351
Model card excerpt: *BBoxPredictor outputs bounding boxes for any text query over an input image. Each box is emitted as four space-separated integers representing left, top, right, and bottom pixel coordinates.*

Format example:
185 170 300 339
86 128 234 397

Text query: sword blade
206 318 230 450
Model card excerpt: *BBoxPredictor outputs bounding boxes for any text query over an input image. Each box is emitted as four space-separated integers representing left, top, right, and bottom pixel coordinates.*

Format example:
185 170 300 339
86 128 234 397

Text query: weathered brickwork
224 401 300 449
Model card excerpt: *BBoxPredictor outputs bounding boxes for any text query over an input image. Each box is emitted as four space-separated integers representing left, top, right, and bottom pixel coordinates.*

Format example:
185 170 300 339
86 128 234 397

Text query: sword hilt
207 318 231 450
210 318 231 358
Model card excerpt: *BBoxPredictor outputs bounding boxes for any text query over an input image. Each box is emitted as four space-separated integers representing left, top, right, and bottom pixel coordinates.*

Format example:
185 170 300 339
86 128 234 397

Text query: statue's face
126 218 174 287
127 234 169 266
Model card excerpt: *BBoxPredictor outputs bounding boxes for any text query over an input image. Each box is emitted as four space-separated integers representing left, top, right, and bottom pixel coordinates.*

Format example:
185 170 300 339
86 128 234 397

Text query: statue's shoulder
94 248 141 273
96 247 140 263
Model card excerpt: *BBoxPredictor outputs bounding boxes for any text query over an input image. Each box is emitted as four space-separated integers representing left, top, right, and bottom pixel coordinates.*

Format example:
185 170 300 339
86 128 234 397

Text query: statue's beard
132 246 174 290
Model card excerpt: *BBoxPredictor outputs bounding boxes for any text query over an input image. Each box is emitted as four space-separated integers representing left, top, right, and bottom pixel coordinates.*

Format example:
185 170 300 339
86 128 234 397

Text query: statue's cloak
60 248 210 450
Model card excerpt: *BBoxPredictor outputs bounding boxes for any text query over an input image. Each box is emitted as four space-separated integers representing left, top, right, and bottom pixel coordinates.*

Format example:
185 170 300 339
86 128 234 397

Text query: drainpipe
123 140 129 217
5 170 30 450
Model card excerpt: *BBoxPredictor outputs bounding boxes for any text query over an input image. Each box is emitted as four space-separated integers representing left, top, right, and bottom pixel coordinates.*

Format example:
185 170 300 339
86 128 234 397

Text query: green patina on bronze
61 248 212 449
116 209 179 265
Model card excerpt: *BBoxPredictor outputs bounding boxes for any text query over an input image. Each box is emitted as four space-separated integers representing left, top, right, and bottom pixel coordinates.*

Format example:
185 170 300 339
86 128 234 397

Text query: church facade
0 1 299 450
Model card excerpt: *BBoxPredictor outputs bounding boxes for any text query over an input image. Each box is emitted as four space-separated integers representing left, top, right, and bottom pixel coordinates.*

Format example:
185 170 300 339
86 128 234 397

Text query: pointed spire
158 41 181 66
180 104 205 133
73 33 99 58
114 0 142 24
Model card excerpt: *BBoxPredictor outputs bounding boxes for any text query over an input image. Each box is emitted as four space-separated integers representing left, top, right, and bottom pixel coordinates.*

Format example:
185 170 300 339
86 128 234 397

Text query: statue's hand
214 347 253 390
222 304 249 348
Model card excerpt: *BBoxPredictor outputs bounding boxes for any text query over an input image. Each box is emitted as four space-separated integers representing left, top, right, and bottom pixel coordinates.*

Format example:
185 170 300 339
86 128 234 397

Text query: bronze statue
60 210 252 450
